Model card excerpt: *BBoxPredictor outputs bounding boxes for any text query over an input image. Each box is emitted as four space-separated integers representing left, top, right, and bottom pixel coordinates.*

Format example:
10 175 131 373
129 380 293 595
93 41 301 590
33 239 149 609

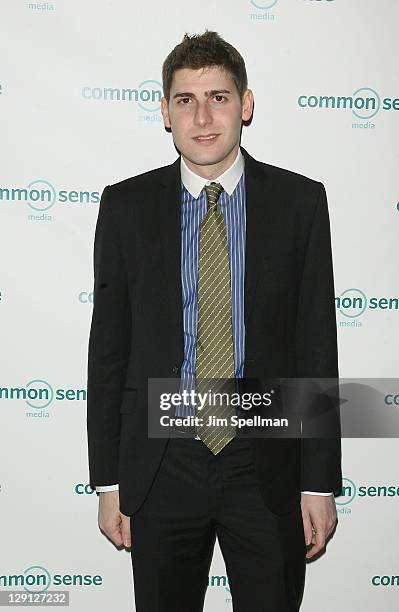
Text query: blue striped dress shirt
177 150 246 417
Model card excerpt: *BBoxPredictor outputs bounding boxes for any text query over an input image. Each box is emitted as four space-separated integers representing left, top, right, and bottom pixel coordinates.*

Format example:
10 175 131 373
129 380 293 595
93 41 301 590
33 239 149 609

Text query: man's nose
193 101 213 127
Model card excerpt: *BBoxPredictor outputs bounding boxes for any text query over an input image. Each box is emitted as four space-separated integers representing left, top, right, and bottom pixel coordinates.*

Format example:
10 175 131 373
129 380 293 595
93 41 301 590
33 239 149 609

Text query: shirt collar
180 148 244 199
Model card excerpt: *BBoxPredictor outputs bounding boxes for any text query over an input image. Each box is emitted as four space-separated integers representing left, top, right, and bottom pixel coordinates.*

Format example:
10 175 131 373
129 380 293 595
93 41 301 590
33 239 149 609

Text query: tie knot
204 182 224 213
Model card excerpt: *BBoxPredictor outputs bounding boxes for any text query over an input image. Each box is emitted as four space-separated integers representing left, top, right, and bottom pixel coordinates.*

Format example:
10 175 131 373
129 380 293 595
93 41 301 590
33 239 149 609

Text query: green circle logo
23 565 51 593
336 477 357 506
138 80 162 112
338 288 368 318
25 379 54 410
26 180 56 211
352 87 381 120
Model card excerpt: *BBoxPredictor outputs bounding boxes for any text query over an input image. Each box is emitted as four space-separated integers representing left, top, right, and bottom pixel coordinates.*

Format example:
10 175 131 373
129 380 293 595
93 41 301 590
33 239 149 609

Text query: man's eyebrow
172 89 232 99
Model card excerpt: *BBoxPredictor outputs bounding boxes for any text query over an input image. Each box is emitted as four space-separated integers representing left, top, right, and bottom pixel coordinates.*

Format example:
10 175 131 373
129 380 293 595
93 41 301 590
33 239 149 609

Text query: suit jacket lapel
158 156 184 360
240 146 270 329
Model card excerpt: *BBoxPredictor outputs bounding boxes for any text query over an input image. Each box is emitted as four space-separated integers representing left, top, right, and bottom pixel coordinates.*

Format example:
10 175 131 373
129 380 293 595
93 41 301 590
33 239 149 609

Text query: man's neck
181 144 240 180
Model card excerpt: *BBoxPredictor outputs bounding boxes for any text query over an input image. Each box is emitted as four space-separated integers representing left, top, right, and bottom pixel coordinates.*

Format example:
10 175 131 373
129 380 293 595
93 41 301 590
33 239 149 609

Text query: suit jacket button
172 365 179 374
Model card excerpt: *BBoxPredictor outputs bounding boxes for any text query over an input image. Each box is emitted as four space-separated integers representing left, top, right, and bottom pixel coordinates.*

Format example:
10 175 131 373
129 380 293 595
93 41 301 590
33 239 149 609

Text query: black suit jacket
86 146 342 516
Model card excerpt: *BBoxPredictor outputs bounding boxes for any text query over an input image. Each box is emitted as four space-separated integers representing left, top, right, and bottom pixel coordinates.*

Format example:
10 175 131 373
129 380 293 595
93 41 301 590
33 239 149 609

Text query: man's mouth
193 134 220 144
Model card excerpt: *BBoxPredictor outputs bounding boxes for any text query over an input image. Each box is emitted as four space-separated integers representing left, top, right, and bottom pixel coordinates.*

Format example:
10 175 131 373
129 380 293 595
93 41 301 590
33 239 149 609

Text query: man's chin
181 148 225 168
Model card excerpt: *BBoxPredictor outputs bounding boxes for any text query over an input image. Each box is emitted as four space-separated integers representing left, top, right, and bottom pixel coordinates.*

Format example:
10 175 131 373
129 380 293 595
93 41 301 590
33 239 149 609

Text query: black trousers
130 436 306 612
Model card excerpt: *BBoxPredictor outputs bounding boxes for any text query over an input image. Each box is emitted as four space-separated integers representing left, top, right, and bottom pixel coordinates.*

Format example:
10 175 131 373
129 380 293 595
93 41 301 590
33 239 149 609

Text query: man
87 30 341 611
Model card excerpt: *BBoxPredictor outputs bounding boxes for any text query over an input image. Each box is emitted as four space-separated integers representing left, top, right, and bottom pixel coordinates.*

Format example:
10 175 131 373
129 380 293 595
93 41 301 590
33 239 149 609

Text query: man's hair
162 30 248 103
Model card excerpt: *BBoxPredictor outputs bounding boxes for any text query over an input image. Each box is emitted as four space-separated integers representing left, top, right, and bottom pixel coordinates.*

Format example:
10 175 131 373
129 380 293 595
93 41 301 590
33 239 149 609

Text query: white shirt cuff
95 484 119 493
301 491 333 496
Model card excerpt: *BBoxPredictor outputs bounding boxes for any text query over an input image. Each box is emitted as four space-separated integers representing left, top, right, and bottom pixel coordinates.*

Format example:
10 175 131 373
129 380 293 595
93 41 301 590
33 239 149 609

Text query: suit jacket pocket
120 388 137 414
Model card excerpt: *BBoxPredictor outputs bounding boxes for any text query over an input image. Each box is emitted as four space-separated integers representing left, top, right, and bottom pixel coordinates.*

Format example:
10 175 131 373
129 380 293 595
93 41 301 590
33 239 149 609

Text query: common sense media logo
336 477 399 515
336 288 399 327
0 180 99 222
0 380 86 418
298 87 399 129
0 566 102 593
82 80 162 122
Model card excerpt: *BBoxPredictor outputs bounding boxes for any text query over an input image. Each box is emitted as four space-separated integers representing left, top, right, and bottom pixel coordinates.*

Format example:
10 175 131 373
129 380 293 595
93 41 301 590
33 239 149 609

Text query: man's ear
161 97 171 129
241 89 254 122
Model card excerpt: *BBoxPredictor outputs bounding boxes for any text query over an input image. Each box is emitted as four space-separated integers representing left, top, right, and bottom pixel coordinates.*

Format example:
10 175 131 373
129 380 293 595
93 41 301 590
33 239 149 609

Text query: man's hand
98 490 131 548
301 494 337 559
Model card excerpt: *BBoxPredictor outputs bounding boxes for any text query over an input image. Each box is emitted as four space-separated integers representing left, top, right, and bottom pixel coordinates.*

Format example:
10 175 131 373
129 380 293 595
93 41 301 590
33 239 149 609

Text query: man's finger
302 512 314 546
120 514 132 548
100 522 123 547
306 529 326 559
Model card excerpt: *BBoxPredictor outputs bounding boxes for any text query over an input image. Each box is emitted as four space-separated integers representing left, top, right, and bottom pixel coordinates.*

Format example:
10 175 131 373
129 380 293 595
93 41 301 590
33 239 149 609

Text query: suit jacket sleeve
296 182 342 495
86 185 131 487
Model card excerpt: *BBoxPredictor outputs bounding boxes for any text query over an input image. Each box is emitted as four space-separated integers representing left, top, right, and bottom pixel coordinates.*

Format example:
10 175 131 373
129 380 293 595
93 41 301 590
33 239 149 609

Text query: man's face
161 65 253 178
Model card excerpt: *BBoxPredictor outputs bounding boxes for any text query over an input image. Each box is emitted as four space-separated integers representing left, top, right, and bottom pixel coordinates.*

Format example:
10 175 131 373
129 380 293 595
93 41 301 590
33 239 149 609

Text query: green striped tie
195 182 236 454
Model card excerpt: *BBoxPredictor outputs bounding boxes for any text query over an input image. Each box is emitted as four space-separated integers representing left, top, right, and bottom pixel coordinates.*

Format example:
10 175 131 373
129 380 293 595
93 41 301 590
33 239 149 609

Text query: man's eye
177 95 227 104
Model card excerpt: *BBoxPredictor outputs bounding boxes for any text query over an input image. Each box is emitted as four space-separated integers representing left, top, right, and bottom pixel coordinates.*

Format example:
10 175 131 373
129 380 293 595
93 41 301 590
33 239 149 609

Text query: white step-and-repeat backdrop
1 1 398 610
